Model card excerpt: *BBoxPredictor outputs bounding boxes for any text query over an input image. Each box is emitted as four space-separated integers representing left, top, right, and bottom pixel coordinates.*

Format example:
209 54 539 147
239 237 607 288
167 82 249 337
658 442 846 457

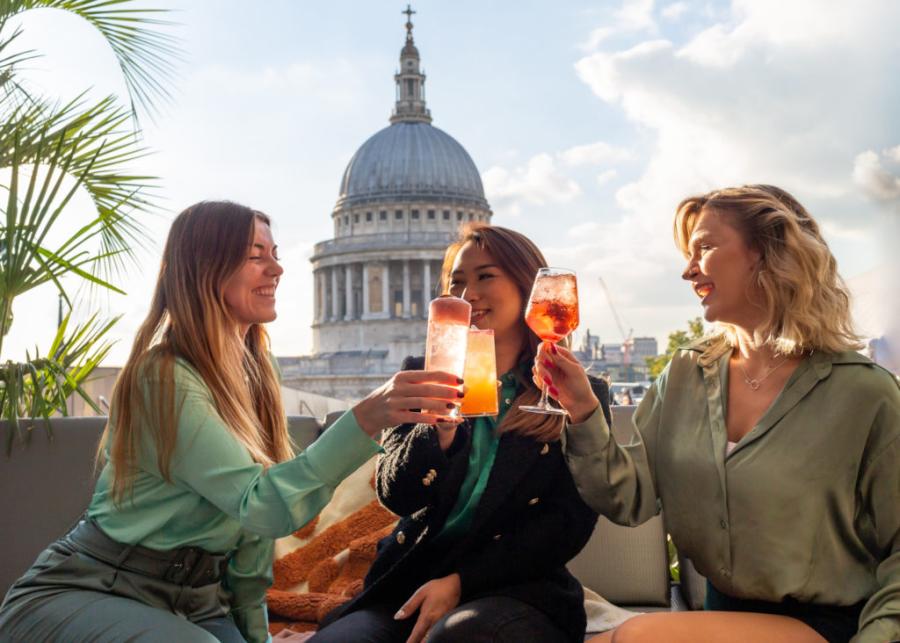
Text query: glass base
519 404 568 416
461 411 499 418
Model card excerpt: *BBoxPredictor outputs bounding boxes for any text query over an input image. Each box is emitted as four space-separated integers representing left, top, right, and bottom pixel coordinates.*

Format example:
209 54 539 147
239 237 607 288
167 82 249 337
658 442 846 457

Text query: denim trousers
309 595 569 643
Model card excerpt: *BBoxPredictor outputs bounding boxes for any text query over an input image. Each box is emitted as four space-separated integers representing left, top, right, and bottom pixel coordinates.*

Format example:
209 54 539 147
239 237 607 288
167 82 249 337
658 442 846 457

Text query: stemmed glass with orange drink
520 267 579 415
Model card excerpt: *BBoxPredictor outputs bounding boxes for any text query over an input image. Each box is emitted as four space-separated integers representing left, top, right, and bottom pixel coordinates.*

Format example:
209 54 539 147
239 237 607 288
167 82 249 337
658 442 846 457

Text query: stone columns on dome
382 262 391 319
315 270 326 323
402 260 411 318
330 268 339 320
361 263 370 319
344 264 353 321
422 260 431 313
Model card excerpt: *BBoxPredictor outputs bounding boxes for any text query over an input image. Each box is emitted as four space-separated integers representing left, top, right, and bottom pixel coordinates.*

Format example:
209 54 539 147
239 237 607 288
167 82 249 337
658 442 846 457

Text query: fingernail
551 344 558 355
543 359 553 369
394 609 405 619
457 390 465 398
542 375 553 386
456 377 464 385
549 386 560 397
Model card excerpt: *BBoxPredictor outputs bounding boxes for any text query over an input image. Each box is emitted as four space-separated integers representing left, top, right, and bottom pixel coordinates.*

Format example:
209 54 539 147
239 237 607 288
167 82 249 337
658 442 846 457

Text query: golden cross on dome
403 4 415 41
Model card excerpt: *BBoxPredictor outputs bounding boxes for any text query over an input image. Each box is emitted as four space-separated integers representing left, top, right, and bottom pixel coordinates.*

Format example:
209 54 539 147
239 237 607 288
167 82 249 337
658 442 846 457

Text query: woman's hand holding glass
532 343 599 424
352 370 464 438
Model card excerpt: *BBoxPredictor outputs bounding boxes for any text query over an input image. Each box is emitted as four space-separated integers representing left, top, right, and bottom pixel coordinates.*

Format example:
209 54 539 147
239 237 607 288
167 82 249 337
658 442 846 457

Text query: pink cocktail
425 296 471 417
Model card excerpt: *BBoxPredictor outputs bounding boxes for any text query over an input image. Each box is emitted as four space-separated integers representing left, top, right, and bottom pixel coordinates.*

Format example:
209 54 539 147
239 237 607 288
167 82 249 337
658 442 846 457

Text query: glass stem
538 381 551 408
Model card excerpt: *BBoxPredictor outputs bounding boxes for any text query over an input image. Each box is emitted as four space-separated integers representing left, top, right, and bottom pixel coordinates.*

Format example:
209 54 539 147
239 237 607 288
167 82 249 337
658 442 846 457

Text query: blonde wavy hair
674 185 862 357
100 201 292 503
441 223 567 441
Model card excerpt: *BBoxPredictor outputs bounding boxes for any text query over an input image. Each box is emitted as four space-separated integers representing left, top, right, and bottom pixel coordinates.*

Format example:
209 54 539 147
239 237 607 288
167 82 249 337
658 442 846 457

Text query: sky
3 0 899 366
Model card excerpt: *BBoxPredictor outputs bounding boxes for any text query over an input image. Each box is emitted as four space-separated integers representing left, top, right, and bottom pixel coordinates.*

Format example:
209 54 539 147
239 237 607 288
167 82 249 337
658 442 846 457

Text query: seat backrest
565 406 671 607
0 415 324 595
0 417 107 594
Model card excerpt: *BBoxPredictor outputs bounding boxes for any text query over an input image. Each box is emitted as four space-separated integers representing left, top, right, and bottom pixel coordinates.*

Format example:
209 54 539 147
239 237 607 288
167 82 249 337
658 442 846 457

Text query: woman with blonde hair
0 201 462 643
312 223 607 643
536 185 900 642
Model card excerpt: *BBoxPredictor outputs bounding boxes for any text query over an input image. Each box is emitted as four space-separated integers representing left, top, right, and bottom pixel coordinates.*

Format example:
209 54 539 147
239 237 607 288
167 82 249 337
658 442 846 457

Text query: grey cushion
568 513 671 607
566 405 672 607
0 415 324 594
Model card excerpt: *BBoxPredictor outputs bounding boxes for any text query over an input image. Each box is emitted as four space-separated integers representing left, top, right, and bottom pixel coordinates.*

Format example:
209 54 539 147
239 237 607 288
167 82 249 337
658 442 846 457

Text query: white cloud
597 169 618 186
661 2 688 20
853 148 900 203
575 1 900 226
560 141 633 167
567 0 900 345
579 0 657 51
482 154 581 216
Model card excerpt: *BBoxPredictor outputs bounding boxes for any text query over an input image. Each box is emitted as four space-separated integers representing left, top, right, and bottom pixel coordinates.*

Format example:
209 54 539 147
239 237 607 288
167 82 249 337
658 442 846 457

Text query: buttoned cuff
303 410 383 487
562 404 611 456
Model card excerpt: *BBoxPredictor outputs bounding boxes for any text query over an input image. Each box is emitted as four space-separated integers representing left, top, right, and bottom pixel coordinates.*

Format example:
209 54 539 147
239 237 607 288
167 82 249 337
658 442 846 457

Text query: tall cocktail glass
461 328 499 417
424 295 471 418
520 267 579 415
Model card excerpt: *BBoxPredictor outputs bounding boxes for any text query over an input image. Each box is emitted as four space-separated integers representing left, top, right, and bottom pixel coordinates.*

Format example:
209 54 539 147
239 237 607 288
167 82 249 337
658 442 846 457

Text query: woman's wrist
567 396 599 425
351 398 381 437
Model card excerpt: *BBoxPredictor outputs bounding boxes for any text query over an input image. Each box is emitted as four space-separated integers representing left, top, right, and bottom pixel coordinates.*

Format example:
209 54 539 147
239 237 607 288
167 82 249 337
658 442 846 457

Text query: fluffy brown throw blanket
267 457 398 634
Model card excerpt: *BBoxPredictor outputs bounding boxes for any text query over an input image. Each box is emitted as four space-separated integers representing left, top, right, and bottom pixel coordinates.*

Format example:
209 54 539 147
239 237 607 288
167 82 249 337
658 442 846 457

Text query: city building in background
572 329 658 383
278 9 492 401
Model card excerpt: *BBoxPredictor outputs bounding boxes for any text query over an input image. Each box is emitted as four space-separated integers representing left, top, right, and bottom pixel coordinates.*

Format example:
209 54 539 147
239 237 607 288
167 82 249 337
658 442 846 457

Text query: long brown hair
674 185 862 357
441 223 566 441
100 201 292 502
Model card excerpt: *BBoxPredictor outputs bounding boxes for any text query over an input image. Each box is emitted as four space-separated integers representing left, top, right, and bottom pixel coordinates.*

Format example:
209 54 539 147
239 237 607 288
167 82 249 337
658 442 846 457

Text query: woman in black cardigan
312 224 610 643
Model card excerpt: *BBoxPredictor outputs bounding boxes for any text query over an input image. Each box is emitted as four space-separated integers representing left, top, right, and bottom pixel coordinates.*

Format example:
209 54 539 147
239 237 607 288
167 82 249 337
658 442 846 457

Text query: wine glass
520 267 579 415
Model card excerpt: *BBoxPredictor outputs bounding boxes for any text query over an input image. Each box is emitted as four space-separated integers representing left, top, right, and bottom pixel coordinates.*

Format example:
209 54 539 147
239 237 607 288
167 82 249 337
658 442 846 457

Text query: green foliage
645 317 706 380
0 0 177 446
2 312 117 454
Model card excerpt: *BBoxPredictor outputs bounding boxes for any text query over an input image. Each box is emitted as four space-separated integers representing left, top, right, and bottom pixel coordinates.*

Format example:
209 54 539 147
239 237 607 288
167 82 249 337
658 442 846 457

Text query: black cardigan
323 357 611 641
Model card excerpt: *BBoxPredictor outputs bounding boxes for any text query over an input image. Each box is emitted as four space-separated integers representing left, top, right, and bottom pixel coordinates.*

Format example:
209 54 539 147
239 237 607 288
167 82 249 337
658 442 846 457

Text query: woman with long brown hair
540 185 900 643
0 201 461 643
311 224 610 643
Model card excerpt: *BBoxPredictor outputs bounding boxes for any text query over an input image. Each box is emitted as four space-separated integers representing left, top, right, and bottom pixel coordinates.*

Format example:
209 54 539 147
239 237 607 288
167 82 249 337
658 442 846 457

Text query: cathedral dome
337 122 487 209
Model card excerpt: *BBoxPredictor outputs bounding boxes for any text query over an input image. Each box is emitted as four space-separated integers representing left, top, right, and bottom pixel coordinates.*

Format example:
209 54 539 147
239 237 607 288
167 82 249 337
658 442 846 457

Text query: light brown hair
674 185 862 357
100 201 292 502
441 223 566 441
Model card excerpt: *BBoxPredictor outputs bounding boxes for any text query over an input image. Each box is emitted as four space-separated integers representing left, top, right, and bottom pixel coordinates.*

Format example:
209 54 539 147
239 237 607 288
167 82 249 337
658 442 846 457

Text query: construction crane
598 276 634 370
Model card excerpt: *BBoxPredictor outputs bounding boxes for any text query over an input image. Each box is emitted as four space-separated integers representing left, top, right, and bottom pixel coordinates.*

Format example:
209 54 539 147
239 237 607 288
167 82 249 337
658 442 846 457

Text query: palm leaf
3 0 180 118
2 311 118 454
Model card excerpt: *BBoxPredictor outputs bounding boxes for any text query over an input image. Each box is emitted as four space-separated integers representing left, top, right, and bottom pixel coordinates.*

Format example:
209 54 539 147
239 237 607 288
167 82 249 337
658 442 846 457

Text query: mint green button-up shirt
562 342 900 643
88 357 381 643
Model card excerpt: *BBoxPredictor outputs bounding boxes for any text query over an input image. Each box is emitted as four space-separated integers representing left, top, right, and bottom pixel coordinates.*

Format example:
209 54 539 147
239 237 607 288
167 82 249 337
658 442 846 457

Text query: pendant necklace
737 355 789 391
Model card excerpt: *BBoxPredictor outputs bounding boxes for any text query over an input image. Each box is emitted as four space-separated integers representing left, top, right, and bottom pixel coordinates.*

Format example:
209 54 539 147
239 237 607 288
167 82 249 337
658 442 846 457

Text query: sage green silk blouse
88 357 381 643
562 341 900 642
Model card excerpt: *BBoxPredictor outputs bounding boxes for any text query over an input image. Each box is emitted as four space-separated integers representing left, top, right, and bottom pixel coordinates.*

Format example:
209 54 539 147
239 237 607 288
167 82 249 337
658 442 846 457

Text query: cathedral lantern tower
281 6 492 401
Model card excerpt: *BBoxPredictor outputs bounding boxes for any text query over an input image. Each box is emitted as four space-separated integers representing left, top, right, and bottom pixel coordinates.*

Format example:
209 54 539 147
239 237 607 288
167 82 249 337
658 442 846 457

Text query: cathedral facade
279 10 492 401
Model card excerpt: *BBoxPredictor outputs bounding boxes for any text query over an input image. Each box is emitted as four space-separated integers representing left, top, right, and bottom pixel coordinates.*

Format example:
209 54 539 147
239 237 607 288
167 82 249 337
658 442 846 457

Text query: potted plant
0 0 178 454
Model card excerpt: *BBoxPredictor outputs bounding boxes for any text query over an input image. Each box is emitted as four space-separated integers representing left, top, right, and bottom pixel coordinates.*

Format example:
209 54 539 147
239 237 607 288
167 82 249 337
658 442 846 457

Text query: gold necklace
737 355 789 390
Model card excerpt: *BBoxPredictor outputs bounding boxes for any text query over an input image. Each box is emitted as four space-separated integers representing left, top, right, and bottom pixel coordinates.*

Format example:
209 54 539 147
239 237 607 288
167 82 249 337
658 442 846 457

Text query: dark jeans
310 595 569 643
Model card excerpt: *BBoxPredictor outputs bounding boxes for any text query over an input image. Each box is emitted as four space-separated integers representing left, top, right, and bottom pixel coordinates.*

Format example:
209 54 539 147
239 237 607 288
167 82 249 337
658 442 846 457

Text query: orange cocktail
521 268 579 415
461 328 498 417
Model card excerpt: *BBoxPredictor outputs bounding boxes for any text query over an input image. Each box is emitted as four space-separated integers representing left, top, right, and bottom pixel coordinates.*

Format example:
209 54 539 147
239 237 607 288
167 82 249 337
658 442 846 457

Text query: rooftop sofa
0 407 705 624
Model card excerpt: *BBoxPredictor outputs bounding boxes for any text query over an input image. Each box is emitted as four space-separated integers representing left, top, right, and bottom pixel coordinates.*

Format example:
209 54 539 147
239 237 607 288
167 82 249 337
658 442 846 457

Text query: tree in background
0 0 178 452
645 317 706 381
